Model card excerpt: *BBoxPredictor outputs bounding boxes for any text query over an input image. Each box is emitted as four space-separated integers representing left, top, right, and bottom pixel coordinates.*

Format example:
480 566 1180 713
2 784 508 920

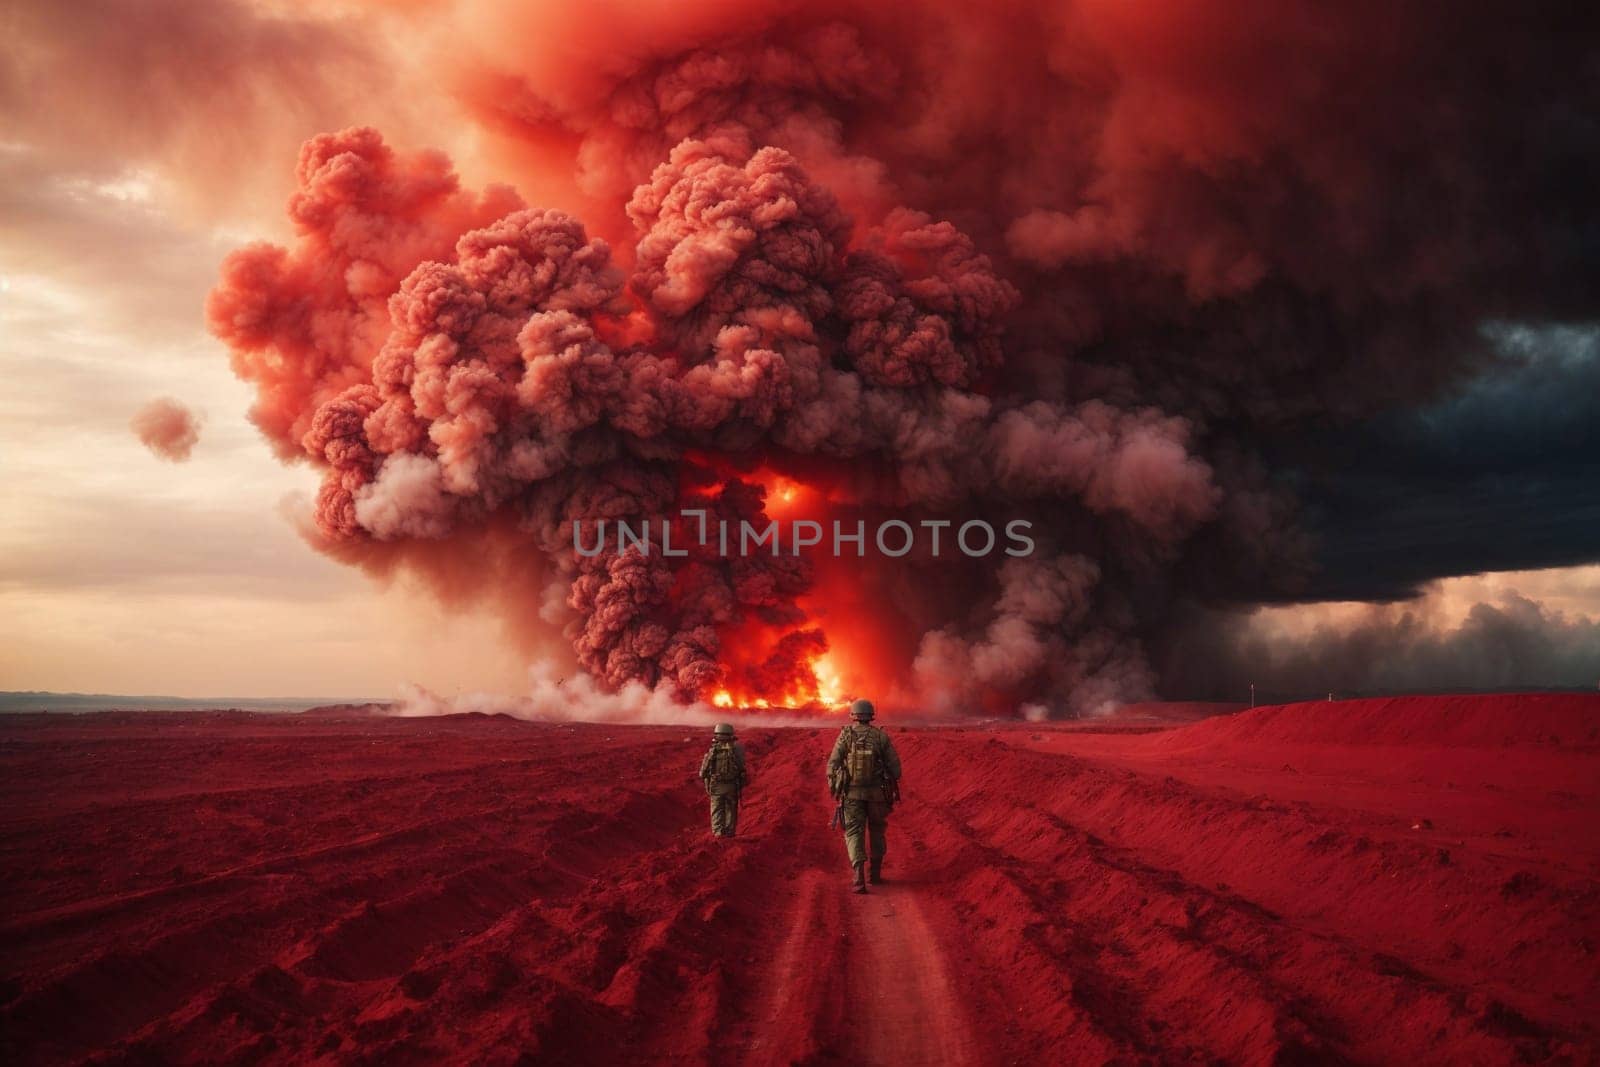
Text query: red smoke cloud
131 398 201 462
209 0 1595 715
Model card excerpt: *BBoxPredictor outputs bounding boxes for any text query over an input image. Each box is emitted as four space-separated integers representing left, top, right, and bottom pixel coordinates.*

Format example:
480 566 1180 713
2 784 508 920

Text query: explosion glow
203 1 1596 717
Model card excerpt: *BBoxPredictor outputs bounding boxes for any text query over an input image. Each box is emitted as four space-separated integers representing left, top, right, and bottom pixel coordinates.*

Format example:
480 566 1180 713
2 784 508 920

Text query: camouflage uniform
699 733 747 837
827 720 902 884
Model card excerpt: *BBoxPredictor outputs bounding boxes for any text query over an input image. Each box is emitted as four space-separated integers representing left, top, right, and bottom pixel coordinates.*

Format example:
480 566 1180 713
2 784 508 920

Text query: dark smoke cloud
210 0 1600 714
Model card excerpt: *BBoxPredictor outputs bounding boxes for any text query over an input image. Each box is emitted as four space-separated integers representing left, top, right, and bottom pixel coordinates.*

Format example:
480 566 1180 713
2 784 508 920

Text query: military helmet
849 699 875 721
713 722 735 737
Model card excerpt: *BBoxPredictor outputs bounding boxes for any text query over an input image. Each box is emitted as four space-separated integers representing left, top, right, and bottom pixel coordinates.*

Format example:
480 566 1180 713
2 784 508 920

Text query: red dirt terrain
1 694 1596 1064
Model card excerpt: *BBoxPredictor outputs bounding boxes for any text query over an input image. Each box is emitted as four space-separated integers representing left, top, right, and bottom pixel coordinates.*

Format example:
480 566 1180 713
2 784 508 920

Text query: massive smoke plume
208 0 1599 715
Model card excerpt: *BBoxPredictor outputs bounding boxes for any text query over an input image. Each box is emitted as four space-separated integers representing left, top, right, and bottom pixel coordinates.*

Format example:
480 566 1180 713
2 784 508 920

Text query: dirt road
1 697 1596 1064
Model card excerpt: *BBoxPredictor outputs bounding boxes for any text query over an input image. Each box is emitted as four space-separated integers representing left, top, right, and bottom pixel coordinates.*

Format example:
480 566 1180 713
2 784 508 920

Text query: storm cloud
1277 325 1600 603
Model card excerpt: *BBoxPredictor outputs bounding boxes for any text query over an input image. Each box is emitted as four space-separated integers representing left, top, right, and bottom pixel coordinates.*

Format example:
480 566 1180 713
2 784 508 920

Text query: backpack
708 740 740 783
843 725 880 786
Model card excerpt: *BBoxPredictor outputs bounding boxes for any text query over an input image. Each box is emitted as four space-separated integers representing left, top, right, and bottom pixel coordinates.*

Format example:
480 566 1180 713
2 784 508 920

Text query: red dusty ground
0 694 1596 1064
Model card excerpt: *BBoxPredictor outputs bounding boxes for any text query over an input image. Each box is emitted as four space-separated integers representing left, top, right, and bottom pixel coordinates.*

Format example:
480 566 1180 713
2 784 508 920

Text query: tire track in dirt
978 729 1600 1034
889 793 1143 1064
1 731 707 1064
734 731 979 1067
724 731 841 1065
894 731 1586 1064
741 869 839 1065
845 885 977 1067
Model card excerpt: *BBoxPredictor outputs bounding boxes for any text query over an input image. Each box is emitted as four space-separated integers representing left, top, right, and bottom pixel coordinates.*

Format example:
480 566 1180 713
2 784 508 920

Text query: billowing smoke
208 1 1598 715
397 662 836 726
1162 592 1600 701
397 663 711 724
130 397 201 461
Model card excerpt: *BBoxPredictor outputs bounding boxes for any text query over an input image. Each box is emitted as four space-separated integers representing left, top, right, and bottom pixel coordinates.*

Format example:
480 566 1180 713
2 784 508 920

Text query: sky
0 0 535 698
2 0 1596 702
0 158 536 697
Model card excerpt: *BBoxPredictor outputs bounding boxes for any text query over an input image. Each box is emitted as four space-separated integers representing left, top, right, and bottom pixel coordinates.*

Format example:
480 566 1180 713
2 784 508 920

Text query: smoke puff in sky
130 398 201 462
208 0 1599 714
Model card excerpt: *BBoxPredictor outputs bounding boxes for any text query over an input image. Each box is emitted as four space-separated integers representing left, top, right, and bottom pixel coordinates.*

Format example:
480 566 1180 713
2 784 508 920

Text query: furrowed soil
1 694 1596 1064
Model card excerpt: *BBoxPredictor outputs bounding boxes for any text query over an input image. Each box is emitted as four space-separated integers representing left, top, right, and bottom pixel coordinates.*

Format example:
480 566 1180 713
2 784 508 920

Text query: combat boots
869 855 883 885
852 861 868 894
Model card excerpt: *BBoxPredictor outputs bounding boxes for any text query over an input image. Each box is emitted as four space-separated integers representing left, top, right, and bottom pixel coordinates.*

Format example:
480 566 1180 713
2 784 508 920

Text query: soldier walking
827 699 902 893
699 722 747 837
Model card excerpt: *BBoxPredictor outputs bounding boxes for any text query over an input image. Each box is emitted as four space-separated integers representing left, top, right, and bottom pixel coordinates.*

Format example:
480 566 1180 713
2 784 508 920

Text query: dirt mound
299 702 395 718
0 702 1594 1063
1105 700 1247 724
1164 692 1600 750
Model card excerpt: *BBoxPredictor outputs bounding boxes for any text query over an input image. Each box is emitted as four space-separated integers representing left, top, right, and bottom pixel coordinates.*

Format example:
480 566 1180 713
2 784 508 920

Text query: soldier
827 699 903 893
699 722 747 837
